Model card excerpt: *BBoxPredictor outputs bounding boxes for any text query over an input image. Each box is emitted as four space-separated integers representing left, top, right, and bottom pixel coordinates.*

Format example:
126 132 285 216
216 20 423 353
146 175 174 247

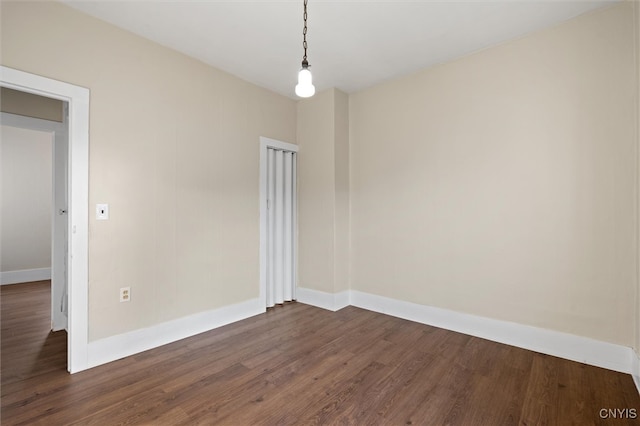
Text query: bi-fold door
263 143 297 307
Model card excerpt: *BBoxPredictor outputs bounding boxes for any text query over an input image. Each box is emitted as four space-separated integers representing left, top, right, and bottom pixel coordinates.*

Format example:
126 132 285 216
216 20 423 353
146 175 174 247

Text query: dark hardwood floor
1 281 639 425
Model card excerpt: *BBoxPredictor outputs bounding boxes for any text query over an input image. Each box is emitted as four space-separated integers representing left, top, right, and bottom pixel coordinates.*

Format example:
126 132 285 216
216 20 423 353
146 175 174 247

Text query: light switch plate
96 203 109 220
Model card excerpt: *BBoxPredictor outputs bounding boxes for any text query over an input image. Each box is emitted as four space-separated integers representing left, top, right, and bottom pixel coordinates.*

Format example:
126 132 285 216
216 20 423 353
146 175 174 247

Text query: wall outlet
120 287 130 302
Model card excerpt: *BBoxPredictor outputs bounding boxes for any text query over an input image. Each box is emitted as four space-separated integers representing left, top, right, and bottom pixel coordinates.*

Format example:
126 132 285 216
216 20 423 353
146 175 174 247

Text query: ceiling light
295 0 315 98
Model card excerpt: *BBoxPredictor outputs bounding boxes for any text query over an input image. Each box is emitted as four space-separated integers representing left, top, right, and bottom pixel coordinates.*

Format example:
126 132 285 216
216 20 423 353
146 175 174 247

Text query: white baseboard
87 298 263 369
296 287 350 311
83 286 639 393
0 268 51 285
334 290 351 310
632 350 640 395
349 290 635 375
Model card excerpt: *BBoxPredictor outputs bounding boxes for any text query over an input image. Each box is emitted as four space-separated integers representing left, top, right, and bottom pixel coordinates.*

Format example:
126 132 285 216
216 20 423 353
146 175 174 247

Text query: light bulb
295 67 315 98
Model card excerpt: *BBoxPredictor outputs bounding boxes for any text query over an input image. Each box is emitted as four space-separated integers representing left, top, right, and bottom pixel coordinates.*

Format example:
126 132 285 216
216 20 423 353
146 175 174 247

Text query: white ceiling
63 0 617 99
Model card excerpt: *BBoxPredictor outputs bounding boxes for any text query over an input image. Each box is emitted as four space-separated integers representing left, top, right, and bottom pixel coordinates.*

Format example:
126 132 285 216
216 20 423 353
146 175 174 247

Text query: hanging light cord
295 0 315 97
302 0 308 65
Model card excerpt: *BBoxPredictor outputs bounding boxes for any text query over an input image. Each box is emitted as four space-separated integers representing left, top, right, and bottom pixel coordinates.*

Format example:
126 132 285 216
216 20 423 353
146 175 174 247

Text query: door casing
1 66 90 373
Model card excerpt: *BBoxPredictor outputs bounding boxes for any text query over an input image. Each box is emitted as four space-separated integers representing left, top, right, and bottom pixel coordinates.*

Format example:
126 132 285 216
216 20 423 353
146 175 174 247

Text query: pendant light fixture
295 0 315 98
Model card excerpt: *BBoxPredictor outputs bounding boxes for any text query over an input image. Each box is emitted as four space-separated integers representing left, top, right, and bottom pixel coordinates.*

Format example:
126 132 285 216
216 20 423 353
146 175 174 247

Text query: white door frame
259 137 298 309
1 112 68 332
1 66 90 373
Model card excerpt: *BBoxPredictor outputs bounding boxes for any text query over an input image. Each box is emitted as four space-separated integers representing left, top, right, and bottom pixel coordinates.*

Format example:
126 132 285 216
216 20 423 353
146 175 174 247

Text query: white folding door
265 147 297 307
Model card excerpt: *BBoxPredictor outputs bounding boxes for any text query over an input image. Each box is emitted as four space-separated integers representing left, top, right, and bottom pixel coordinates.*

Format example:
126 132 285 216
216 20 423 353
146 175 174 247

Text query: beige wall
333 90 349 294
350 3 636 346
1 125 52 272
3 0 636 353
634 0 640 357
1 88 64 122
297 88 350 294
1 1 296 340
298 90 335 293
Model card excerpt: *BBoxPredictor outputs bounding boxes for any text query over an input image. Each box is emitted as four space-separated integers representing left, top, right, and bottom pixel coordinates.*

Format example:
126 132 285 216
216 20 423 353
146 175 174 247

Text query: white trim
0 111 65 132
87 298 262 369
632 350 640 395
0 268 51 285
299 288 636 376
260 136 298 153
1 66 90 373
259 136 298 310
296 287 350 312
349 290 634 374
334 289 350 310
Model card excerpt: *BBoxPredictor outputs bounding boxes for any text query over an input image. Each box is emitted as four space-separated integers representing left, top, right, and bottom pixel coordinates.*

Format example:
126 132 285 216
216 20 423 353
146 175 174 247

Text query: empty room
1 0 639 424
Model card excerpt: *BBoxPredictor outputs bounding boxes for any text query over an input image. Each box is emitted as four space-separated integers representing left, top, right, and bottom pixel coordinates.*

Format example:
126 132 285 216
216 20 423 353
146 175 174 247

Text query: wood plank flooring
2 281 639 425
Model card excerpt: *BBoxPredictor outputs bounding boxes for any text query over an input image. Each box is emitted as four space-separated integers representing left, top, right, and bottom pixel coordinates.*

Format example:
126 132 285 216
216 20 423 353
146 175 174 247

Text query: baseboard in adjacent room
0 268 51 285
87 298 263 369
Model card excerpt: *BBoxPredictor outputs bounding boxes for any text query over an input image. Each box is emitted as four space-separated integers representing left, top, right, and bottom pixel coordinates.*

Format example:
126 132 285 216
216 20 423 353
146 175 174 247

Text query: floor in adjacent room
1 280 639 425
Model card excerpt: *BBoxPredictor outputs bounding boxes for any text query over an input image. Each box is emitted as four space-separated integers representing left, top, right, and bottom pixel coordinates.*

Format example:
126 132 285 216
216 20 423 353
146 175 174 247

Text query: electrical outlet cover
120 287 130 302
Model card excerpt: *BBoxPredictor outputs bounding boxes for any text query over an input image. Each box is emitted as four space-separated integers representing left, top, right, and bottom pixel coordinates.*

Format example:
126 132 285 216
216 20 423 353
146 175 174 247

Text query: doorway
259 137 298 309
1 112 68 332
1 66 89 373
